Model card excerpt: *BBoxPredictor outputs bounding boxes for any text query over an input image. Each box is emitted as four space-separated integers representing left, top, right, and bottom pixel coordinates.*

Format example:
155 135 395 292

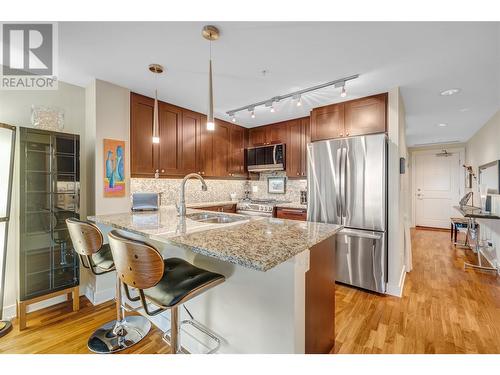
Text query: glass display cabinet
19 127 80 301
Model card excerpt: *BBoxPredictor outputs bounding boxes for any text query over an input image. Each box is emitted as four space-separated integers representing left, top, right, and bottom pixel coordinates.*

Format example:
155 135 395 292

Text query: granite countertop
89 206 342 272
275 202 308 210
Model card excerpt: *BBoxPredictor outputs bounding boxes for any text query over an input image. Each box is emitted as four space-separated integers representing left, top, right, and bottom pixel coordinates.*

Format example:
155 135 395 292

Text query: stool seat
143 258 225 308
91 243 114 271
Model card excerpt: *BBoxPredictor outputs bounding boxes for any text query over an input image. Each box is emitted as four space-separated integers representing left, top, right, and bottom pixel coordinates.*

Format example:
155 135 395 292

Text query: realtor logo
1 22 58 90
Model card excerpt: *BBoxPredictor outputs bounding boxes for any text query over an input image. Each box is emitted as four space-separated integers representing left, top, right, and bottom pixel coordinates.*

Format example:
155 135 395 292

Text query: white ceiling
58 22 500 146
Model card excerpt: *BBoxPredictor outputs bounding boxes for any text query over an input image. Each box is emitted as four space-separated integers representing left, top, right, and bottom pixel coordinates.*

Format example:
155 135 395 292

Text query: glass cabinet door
20 128 80 300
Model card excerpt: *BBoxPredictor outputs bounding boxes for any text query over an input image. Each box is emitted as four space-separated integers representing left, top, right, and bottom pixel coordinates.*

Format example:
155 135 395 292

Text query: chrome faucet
177 173 208 217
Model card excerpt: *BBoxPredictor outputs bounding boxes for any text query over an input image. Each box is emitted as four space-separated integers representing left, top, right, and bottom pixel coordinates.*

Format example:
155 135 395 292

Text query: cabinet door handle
339 133 343 137
346 132 350 136
161 169 165 173
296 172 299 176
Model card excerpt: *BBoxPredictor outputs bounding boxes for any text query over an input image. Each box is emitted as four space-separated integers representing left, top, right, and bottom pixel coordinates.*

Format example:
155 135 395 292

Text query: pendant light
202 25 219 131
149 63 164 143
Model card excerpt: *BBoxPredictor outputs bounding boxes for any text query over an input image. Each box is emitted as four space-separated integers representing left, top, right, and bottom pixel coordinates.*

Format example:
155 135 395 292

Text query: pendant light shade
152 89 160 143
206 59 215 131
202 25 219 132
148 63 164 144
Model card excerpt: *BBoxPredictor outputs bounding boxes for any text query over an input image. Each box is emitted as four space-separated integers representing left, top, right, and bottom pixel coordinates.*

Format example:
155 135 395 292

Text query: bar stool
107 229 225 354
66 218 151 353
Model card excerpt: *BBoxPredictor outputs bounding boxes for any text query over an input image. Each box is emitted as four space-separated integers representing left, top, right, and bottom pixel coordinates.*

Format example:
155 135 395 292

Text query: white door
414 150 461 228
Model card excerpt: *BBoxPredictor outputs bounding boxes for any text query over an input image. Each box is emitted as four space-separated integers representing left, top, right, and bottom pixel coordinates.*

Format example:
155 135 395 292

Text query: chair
66 218 151 353
107 229 225 354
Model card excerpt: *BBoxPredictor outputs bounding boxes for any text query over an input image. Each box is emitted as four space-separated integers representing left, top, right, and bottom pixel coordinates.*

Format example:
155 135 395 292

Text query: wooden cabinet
275 207 307 221
310 93 387 142
286 119 302 178
248 127 267 146
248 122 286 147
229 125 245 177
131 92 246 179
311 103 344 142
130 94 156 177
158 101 182 176
286 117 310 178
196 203 236 213
344 93 387 137
198 119 231 178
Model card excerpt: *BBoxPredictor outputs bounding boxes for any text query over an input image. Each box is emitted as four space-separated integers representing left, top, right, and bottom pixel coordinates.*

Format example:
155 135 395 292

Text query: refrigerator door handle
335 147 343 217
340 146 347 219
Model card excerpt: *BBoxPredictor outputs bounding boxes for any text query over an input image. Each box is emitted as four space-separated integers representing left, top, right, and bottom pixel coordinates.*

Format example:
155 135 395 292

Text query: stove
236 198 291 217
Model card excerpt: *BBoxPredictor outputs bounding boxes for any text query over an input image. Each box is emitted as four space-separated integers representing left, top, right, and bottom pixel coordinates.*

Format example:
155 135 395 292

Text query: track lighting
249 107 255 118
226 74 359 118
293 94 302 107
340 86 347 98
229 113 236 123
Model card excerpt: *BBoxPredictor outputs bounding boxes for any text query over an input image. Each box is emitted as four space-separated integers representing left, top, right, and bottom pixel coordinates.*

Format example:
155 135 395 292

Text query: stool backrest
66 218 103 256
107 230 164 290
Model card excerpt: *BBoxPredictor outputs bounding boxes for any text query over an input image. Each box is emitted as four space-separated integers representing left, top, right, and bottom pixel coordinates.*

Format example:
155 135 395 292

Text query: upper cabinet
131 93 247 179
286 117 310 178
344 93 387 137
130 94 157 177
311 93 387 142
229 125 246 177
311 103 344 141
248 122 286 147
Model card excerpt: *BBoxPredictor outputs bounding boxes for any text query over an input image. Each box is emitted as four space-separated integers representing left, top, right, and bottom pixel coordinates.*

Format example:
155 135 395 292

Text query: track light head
340 86 347 98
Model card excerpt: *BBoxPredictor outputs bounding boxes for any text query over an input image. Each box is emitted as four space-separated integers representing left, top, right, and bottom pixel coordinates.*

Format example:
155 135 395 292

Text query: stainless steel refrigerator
307 133 387 293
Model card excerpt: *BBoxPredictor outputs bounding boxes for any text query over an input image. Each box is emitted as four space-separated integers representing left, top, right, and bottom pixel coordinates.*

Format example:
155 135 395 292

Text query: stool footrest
162 319 222 354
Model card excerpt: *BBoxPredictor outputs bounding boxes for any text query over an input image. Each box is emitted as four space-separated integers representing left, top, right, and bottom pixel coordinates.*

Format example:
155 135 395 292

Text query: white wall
465 110 500 267
386 87 410 297
0 82 86 319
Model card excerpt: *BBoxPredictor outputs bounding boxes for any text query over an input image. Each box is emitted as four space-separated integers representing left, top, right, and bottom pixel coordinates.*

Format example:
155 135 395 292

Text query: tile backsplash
131 172 307 206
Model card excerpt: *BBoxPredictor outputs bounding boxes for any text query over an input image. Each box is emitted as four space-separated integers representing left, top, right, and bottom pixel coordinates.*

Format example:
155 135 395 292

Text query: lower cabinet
275 207 307 221
196 204 237 213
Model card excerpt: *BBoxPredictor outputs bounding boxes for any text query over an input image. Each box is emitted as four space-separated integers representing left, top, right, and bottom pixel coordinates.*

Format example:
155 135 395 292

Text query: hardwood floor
1 228 499 354
334 228 500 353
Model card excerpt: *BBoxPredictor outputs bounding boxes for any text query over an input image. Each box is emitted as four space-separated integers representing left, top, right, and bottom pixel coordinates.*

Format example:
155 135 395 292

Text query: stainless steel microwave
246 143 285 172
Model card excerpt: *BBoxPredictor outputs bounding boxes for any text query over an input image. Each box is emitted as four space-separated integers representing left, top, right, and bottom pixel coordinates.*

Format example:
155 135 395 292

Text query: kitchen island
89 206 342 354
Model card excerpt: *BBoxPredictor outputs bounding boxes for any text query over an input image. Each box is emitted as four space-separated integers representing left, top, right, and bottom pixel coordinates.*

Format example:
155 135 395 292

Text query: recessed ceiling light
440 88 461 96
459 108 471 112
437 123 448 127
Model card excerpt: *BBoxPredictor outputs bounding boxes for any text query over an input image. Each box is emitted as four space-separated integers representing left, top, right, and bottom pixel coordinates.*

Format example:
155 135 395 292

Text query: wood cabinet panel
266 123 286 145
131 94 157 176
158 102 182 176
196 204 236 213
301 117 310 177
248 127 267 146
311 103 345 142
344 93 387 136
229 125 245 177
287 119 302 178
180 109 201 174
214 121 230 177
276 207 307 221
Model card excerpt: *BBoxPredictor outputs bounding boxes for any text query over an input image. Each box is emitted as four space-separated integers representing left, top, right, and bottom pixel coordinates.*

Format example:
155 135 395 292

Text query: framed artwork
268 176 286 194
103 139 126 197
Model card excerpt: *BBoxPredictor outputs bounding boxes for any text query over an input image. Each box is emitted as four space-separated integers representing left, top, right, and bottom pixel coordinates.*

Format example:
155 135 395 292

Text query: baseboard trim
2 304 17 320
386 267 406 297
85 286 115 306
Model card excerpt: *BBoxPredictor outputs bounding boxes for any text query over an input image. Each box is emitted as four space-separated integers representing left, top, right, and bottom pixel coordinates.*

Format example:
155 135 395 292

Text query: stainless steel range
236 198 291 217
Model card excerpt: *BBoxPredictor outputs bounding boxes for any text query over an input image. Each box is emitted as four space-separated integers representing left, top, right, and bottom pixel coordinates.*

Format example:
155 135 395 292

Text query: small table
453 205 500 274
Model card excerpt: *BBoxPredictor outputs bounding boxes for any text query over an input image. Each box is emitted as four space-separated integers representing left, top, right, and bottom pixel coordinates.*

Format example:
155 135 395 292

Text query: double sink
186 212 249 224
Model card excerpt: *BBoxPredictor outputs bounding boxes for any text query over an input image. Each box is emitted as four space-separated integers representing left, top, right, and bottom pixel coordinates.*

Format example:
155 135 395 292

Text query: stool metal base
88 316 151 354
0 321 12 338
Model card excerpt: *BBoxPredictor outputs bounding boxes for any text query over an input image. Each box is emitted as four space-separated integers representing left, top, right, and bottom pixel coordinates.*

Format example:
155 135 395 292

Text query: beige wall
92 80 131 215
386 87 410 296
465 110 500 267
0 82 86 318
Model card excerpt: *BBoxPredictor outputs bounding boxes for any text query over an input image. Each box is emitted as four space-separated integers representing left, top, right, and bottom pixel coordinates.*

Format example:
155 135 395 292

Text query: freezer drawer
335 229 386 293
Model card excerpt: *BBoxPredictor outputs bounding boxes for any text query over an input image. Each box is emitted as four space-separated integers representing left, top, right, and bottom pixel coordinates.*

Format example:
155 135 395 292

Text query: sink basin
186 212 248 224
